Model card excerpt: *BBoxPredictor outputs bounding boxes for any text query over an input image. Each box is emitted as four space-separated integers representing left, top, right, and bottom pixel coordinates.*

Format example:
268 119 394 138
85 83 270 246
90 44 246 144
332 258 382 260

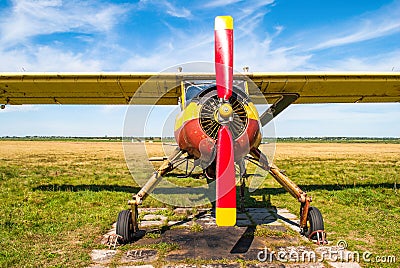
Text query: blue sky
0 0 399 137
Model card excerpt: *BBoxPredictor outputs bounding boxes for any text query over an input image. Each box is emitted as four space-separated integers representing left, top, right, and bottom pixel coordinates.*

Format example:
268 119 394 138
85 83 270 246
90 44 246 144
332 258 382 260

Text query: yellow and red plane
1 16 399 244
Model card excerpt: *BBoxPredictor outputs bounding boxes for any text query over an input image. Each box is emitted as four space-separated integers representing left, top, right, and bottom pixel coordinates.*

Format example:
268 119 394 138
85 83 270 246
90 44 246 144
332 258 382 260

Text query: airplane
1 16 399 245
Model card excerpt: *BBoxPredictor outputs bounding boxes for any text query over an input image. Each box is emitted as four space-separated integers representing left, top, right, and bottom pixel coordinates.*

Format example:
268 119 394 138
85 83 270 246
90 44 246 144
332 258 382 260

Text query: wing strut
259 93 299 126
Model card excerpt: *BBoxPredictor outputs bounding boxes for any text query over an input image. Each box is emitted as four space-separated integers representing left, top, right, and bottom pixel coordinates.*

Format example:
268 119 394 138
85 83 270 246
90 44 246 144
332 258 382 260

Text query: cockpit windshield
184 80 247 106
185 82 215 103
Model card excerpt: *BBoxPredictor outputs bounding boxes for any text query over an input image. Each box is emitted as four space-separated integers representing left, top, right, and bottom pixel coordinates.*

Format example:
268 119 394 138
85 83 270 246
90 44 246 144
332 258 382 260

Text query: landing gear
301 207 324 237
116 204 141 243
116 210 134 243
301 207 326 244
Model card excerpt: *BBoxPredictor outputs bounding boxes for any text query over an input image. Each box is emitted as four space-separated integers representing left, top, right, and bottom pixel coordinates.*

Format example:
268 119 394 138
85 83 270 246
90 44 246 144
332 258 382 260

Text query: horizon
1 135 398 139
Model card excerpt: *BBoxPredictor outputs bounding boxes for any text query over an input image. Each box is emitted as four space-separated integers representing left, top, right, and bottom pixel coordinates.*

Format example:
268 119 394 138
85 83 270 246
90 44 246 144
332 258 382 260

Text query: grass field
0 141 399 267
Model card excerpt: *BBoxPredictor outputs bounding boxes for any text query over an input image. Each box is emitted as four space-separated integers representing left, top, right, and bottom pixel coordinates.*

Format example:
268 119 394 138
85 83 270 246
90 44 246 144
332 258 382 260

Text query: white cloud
0 0 130 72
0 46 102 72
0 105 40 113
307 1 400 51
139 0 191 18
311 50 400 72
204 0 243 8
164 1 191 18
0 0 128 48
312 21 400 51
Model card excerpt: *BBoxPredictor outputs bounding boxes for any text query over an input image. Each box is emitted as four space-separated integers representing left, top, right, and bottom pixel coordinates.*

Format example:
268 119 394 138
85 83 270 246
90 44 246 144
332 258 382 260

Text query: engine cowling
174 85 262 165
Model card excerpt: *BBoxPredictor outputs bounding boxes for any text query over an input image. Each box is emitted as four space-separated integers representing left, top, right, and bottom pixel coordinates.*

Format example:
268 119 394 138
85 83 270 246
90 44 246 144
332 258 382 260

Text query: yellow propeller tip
216 207 236 226
215 16 234 30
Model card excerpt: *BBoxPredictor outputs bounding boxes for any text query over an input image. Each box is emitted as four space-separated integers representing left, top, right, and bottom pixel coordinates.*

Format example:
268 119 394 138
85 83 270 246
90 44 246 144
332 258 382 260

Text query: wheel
303 206 324 239
116 210 133 243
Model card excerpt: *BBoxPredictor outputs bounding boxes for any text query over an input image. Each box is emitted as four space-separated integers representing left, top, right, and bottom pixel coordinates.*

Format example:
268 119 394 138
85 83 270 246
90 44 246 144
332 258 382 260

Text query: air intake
200 94 248 140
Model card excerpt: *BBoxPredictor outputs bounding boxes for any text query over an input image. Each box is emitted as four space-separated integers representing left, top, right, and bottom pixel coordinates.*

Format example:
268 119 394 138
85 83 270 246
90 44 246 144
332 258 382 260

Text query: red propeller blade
215 125 236 226
214 16 236 226
215 16 233 100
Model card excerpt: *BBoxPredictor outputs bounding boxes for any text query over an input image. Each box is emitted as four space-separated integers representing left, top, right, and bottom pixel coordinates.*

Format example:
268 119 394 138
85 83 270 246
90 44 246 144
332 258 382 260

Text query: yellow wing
249 72 400 103
1 72 399 105
0 72 179 105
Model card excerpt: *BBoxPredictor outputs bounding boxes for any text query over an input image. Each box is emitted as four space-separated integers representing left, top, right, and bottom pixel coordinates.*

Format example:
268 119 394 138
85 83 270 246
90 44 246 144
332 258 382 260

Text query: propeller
214 16 236 226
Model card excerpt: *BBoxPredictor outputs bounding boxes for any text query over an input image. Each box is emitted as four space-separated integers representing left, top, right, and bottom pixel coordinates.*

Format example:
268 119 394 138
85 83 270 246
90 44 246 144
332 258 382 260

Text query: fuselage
174 82 262 168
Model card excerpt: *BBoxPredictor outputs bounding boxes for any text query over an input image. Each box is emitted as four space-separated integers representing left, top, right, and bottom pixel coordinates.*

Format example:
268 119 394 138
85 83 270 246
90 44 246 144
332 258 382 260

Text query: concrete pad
163 226 267 261
278 212 298 220
118 264 154 268
328 262 361 268
201 265 241 267
236 213 248 220
139 220 164 228
142 214 168 221
168 220 191 227
251 216 277 225
121 249 158 263
276 208 290 213
91 249 117 264
119 265 154 268
97 207 311 266
236 219 253 227
167 220 181 226
196 216 217 226
163 265 240 268
246 208 270 213
249 264 325 268
139 208 168 213
163 265 197 268
173 208 193 215
100 227 117 245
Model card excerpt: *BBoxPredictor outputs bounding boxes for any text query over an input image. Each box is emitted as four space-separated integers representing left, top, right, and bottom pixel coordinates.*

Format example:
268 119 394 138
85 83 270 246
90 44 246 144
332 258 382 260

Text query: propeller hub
218 103 233 122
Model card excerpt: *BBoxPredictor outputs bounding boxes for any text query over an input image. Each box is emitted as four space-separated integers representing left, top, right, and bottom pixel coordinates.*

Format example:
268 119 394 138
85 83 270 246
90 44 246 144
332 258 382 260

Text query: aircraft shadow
251 182 397 196
33 184 141 193
230 226 256 254
32 182 395 196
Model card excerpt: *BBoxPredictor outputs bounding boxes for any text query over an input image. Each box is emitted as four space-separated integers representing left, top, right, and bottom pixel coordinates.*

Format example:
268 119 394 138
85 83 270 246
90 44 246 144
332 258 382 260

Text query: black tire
303 206 324 239
116 210 132 243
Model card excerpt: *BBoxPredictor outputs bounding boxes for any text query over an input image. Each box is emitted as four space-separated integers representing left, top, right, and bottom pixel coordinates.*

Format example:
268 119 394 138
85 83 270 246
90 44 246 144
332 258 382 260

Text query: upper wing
0 72 180 105
249 72 400 104
1 72 399 105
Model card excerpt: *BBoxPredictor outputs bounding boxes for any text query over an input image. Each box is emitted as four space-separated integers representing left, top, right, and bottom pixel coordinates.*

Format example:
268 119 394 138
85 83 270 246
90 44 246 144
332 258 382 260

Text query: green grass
0 141 399 267
250 156 400 267
189 221 204 232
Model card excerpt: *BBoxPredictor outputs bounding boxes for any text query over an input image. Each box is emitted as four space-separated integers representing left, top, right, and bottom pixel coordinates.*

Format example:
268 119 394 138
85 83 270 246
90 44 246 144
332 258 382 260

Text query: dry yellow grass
0 141 125 159
3 140 399 161
273 142 400 159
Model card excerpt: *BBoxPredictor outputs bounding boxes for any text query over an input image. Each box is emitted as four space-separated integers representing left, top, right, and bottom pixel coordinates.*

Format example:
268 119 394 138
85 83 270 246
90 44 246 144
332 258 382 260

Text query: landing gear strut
249 148 327 244
116 147 183 243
